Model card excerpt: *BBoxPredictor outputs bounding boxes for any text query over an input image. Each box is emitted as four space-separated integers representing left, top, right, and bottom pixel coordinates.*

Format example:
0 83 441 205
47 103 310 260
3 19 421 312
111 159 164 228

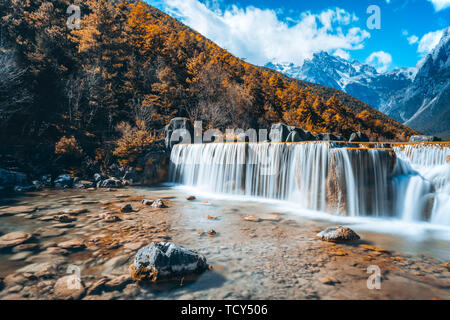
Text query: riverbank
0 186 449 300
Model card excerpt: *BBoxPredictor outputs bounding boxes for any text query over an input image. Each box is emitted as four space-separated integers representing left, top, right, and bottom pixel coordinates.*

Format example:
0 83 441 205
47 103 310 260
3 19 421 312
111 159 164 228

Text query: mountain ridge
266 29 449 138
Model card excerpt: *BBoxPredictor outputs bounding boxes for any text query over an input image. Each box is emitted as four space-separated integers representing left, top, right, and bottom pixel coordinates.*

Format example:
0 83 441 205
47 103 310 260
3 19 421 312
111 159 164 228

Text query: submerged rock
54 275 85 300
54 214 76 223
316 226 360 242
58 239 86 250
0 232 33 250
130 242 208 282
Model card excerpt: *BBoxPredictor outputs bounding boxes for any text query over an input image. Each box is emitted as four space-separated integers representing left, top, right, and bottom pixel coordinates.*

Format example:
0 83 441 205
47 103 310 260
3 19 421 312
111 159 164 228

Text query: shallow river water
0 186 449 300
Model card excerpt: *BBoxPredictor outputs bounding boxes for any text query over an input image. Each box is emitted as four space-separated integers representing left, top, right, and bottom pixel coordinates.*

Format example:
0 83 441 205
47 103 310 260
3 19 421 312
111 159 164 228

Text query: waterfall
170 142 450 226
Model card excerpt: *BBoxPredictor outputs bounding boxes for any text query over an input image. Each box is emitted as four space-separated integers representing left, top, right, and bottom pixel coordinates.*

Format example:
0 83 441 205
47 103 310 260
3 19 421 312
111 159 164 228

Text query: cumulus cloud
365 51 393 73
159 0 370 65
418 29 444 54
426 0 450 11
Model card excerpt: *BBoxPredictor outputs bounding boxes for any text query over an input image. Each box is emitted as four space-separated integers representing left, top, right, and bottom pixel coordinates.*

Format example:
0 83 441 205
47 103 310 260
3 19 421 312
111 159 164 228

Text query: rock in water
130 242 208 282
316 226 360 242
142 199 154 206
0 232 33 250
54 275 85 300
121 204 133 213
151 199 167 208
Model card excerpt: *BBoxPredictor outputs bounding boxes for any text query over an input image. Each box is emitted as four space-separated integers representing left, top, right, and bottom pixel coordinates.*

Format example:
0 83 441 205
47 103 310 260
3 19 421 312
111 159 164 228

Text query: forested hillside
0 0 417 173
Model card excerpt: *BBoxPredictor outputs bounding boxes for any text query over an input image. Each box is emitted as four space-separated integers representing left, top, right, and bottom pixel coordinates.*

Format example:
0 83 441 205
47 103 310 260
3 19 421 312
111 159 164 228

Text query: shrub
55 136 83 159
113 120 155 167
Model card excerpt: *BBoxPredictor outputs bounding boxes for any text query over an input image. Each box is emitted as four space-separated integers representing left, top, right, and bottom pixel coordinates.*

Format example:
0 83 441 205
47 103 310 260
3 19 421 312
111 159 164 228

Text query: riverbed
0 186 449 300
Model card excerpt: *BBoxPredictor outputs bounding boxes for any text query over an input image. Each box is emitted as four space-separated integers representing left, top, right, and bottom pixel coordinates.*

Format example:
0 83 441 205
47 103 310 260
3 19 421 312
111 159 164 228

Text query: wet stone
316 226 360 242
130 242 208 282
0 232 33 250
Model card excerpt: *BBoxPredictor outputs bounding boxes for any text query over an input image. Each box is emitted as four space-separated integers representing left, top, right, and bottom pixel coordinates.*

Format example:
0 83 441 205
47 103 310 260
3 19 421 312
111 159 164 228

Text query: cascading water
393 144 450 225
170 142 450 226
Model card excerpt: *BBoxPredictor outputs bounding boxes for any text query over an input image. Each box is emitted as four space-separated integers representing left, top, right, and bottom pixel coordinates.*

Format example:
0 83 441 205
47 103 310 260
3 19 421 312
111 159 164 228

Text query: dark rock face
317 133 341 141
409 135 441 143
316 226 360 242
0 168 30 190
165 118 194 149
54 174 72 188
349 132 370 143
130 242 208 282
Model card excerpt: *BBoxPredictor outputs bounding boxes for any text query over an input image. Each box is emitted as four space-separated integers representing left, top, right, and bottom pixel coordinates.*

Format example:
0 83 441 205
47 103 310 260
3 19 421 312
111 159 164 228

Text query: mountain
266 53 416 113
0 0 416 155
266 30 450 138
388 27 450 138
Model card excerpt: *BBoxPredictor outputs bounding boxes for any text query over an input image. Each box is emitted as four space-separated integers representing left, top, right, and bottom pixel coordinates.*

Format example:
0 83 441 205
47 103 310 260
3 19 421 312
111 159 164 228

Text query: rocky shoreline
0 186 449 300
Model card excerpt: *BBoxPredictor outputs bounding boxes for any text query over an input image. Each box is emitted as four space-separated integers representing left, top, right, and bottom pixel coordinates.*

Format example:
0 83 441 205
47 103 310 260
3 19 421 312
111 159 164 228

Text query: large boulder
0 168 31 191
349 132 370 143
316 226 360 242
130 242 208 282
165 118 194 149
269 123 290 142
285 127 317 142
409 135 441 143
98 178 122 188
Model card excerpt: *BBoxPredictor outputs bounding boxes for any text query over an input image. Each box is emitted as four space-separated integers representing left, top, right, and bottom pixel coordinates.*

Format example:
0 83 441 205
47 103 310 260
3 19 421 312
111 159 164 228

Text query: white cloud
333 49 350 60
407 35 419 44
426 0 450 11
418 29 444 54
365 51 392 73
160 0 370 66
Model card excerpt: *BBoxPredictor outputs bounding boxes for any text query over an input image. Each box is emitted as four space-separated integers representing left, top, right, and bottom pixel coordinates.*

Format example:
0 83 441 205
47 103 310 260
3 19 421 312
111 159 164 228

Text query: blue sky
147 0 450 72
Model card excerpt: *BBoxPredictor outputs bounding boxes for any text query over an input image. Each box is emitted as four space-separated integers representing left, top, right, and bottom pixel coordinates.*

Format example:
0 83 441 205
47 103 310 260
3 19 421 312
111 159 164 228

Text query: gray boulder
130 242 208 282
269 123 291 142
151 199 167 208
165 117 194 149
409 135 441 143
54 174 72 188
98 178 122 188
316 226 361 242
349 132 370 143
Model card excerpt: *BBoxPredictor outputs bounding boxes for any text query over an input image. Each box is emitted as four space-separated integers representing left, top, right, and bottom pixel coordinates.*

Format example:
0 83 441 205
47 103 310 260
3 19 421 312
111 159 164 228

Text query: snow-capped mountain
266 28 450 137
266 52 416 115
387 27 450 138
